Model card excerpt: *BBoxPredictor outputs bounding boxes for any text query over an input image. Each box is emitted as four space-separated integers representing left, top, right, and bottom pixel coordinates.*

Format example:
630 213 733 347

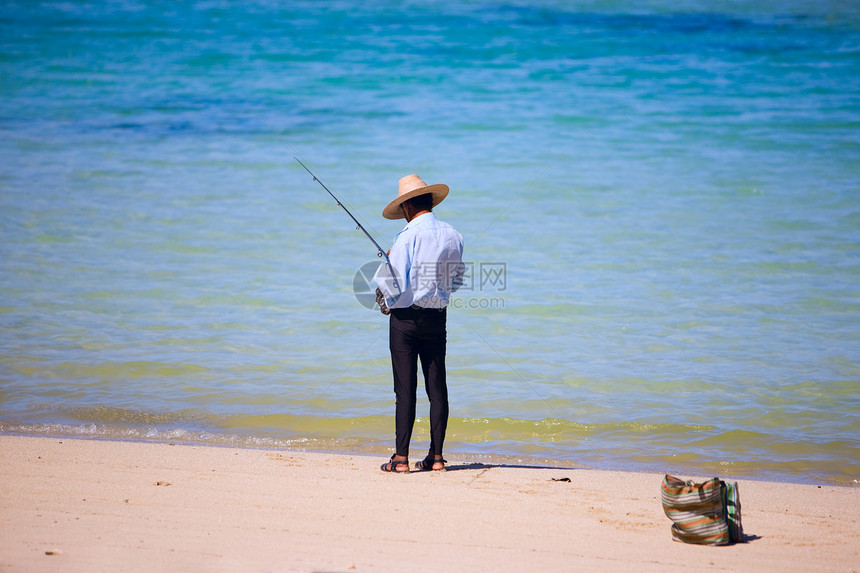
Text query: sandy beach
0 435 856 572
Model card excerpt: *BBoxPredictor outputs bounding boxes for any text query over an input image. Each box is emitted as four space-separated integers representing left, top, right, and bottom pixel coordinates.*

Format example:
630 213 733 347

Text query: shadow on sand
441 461 580 472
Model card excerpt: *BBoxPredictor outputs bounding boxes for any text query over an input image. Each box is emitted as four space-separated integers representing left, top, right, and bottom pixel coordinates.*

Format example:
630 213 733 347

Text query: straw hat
382 174 449 220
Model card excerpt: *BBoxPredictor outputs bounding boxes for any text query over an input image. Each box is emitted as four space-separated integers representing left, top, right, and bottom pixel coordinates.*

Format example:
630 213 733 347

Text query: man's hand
375 288 391 315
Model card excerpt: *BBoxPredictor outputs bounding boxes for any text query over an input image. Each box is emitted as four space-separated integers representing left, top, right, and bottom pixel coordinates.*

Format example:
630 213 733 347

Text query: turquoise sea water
1 1 859 485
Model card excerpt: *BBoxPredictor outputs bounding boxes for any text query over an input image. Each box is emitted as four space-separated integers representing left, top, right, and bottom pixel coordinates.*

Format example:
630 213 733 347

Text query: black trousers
389 306 448 457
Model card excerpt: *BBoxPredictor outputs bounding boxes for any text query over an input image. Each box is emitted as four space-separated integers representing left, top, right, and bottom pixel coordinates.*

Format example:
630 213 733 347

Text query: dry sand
0 435 857 572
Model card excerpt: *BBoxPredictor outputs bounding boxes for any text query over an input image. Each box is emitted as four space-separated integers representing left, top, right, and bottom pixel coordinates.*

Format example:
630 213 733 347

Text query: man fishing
374 174 465 473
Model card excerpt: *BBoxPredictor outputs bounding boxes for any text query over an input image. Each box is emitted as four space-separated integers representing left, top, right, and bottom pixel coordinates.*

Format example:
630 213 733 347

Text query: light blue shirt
374 212 465 309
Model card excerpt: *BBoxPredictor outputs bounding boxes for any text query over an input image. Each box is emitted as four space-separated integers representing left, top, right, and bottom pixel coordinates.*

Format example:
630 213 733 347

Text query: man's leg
418 311 448 456
390 311 419 458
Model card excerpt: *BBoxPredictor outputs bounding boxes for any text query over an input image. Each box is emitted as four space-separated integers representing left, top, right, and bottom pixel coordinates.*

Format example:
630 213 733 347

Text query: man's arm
450 260 466 294
373 240 409 308
450 234 465 294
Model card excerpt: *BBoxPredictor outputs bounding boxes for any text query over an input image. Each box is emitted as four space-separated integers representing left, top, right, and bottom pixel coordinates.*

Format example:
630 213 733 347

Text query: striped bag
661 475 743 545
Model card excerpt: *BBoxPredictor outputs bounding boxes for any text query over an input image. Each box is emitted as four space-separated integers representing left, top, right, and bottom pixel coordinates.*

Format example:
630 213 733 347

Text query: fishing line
466 325 601 462
318 329 387 396
258 114 400 292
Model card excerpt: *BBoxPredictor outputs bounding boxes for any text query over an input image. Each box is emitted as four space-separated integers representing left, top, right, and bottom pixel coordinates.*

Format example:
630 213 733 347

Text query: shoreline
1 426 856 488
1 434 858 572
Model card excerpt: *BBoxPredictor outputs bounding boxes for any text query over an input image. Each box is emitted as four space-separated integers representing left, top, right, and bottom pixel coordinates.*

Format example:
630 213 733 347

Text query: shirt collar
401 211 436 231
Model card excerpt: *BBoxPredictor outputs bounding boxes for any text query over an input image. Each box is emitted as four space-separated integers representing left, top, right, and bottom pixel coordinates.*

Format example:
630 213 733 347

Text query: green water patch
449 366 523 381
800 297 860 312
34 234 75 244
222 413 390 436
505 303 592 317
12 360 211 381
57 405 215 428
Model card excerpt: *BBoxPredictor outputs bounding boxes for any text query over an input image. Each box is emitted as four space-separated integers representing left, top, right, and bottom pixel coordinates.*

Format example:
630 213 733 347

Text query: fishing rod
292 156 389 262
291 156 401 293
257 115 401 295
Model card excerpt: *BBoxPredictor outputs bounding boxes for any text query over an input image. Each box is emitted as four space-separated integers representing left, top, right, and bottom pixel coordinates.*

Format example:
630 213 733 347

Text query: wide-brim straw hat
382 174 449 220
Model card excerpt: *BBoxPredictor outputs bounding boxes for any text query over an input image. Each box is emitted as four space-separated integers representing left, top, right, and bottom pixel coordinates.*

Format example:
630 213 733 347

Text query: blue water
1 0 859 485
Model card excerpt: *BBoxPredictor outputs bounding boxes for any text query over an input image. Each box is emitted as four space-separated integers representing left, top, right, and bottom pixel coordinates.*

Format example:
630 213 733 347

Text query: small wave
2 417 857 486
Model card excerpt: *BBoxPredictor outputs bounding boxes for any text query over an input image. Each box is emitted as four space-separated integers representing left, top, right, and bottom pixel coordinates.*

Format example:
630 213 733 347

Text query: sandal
380 455 410 473
414 455 447 471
